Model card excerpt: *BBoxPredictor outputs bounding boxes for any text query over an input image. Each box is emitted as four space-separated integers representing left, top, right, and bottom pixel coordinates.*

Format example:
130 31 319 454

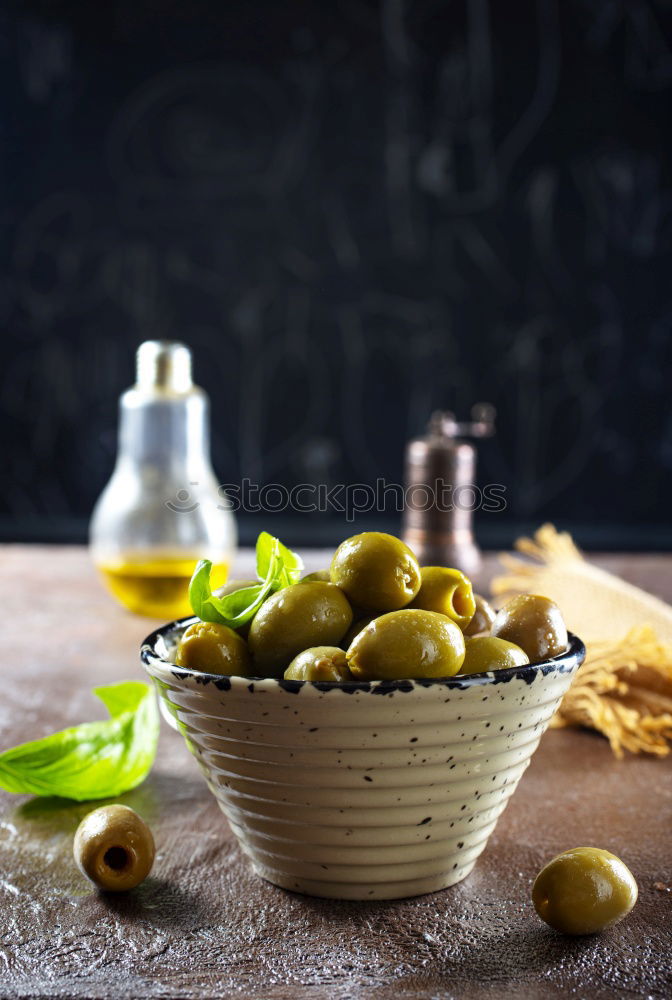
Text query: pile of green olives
173 531 569 682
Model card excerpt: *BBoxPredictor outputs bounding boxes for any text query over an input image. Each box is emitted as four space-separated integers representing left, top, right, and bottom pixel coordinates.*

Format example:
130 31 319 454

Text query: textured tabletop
0 546 670 999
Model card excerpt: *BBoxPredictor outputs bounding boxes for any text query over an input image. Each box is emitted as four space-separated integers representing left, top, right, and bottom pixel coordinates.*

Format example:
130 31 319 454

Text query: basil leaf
189 533 303 627
189 560 277 628
211 584 264 618
188 558 227 622
0 681 159 801
256 531 303 587
255 531 277 579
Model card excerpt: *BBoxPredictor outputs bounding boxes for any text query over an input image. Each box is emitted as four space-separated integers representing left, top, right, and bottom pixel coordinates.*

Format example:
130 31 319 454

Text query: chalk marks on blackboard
107 65 296 203
483 318 609 514
573 149 672 262
3 0 672 532
17 16 72 103
497 0 560 181
412 0 499 213
410 0 561 212
450 220 517 297
381 0 420 257
234 289 334 483
640 302 672 394
13 191 90 325
525 168 574 297
583 0 672 91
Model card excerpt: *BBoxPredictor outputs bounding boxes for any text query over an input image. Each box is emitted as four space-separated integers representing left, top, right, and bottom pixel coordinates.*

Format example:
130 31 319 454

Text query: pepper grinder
402 404 495 576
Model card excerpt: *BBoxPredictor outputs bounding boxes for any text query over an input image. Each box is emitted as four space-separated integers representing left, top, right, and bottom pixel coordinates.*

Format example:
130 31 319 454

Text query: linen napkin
491 524 672 758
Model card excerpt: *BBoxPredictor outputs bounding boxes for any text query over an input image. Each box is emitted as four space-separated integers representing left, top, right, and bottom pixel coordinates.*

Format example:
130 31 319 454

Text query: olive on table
330 532 421 612
300 569 332 583
347 609 465 680
459 636 529 675
491 594 568 662
248 581 353 677
284 646 353 682
74 805 155 892
532 847 638 935
408 566 476 629
463 593 497 636
175 621 252 676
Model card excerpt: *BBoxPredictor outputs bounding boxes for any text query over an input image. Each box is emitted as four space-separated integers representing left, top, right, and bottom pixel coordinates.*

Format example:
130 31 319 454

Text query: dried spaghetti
491 525 672 758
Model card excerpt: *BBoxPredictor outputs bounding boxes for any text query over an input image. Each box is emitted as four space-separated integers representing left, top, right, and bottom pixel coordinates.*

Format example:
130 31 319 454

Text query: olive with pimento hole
408 566 476 630
73 805 155 892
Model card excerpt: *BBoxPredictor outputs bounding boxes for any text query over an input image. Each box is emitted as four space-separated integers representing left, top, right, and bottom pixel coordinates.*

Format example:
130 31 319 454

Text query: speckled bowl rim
140 616 586 694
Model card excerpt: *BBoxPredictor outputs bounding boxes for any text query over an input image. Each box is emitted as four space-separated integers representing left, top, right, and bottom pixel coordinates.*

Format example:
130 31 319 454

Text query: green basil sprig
188 531 303 628
0 681 159 801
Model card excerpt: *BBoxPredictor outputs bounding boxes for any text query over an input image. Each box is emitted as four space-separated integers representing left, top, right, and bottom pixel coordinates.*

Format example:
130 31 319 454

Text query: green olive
532 847 638 935
330 532 421 612
300 569 332 583
342 614 377 650
347 609 465 680
73 805 155 892
284 646 353 682
408 566 476 629
175 621 252 676
459 636 529 675
248 581 353 677
491 594 568 662
463 593 497 636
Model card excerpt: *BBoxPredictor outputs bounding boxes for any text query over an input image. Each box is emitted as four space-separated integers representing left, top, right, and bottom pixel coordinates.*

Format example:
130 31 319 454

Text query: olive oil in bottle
90 341 236 618
98 555 229 619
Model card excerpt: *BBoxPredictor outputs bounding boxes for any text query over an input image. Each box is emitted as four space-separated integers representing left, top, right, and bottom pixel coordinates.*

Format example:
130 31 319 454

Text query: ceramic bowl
141 619 584 900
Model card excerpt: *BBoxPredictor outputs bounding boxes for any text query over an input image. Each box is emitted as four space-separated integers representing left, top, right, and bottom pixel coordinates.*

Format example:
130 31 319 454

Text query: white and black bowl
141 620 585 900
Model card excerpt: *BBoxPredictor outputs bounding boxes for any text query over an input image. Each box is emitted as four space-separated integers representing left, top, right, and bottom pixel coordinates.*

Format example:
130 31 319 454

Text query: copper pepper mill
402 404 496 576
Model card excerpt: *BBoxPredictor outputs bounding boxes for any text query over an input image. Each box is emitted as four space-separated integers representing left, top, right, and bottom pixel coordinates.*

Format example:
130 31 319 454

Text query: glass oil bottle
90 341 236 618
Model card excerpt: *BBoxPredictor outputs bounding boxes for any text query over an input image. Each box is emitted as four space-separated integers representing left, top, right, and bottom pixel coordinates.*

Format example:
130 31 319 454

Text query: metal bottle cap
136 340 193 394
402 405 495 576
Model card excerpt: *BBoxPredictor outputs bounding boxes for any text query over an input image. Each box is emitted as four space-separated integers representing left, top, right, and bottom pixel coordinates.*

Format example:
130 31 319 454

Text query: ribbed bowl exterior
142 624 584 900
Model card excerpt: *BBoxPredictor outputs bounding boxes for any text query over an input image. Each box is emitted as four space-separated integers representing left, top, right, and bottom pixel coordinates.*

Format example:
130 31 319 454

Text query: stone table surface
0 546 670 1000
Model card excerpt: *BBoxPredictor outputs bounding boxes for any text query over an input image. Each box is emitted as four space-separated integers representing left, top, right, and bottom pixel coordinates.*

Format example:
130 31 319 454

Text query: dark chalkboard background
2 0 672 549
